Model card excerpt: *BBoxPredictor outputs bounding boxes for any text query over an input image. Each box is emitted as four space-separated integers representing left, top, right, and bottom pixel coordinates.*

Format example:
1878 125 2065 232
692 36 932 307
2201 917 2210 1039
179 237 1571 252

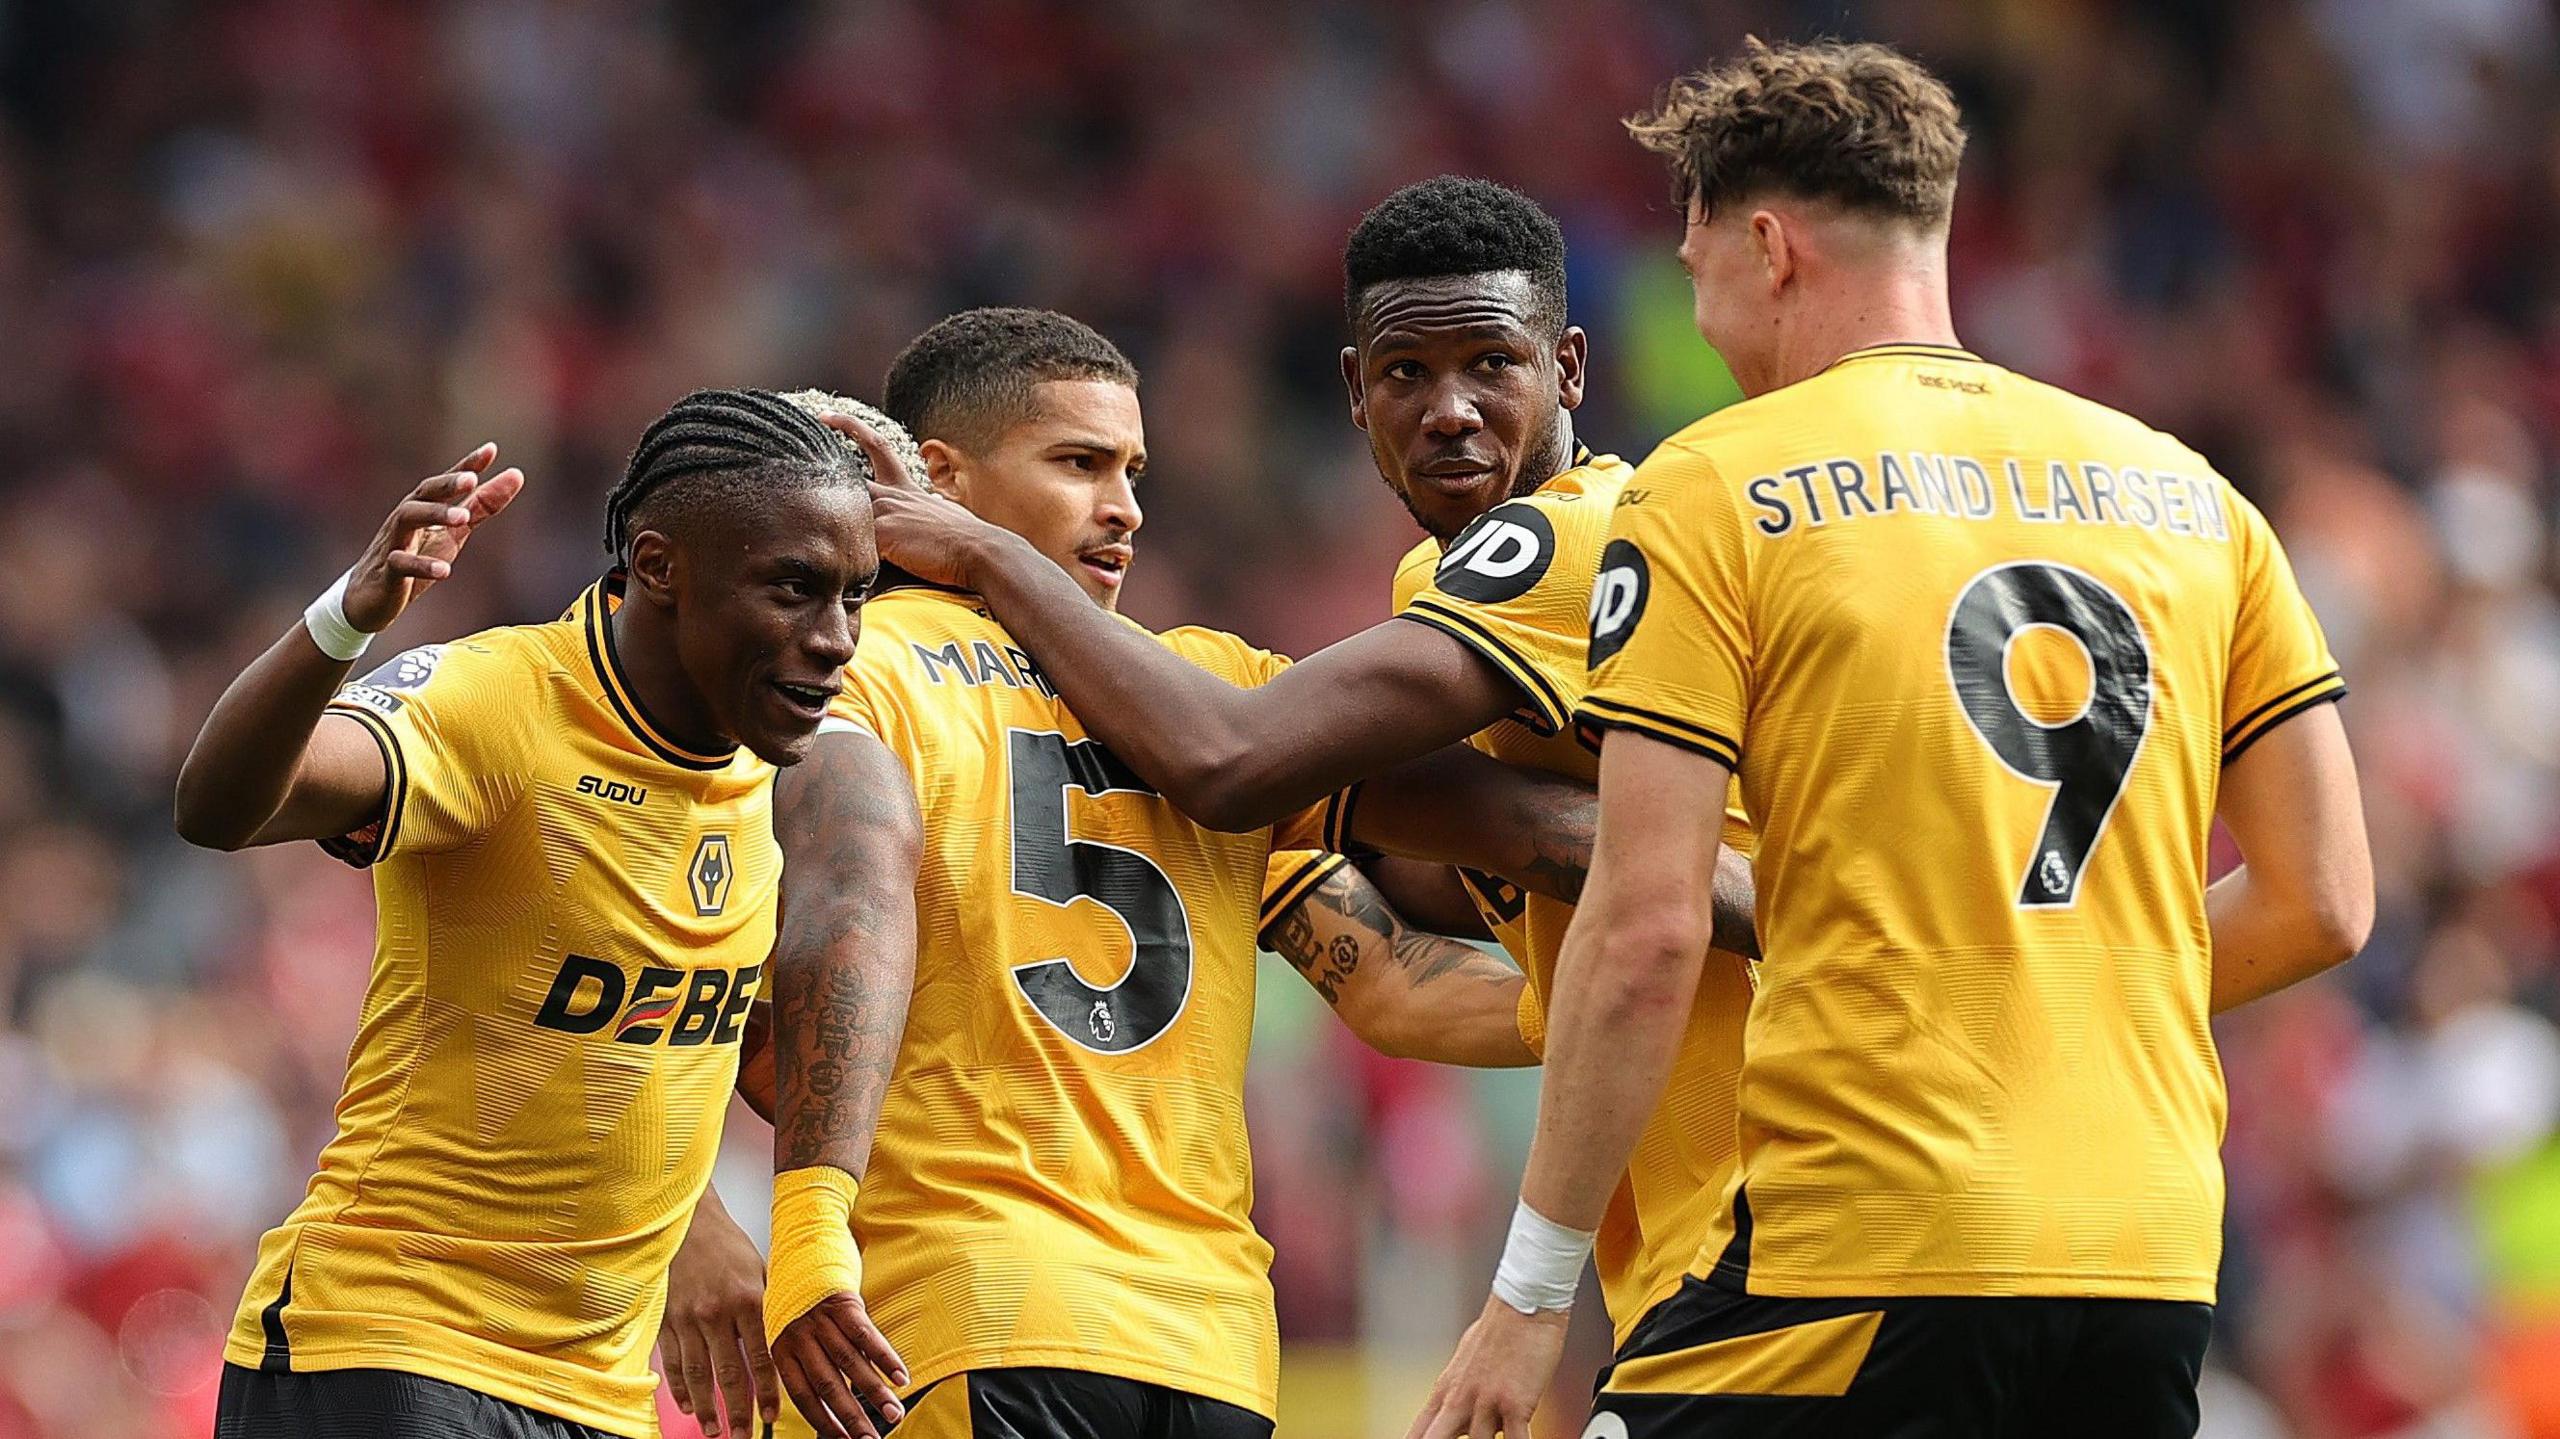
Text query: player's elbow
171 775 253 851
1166 746 1291 833
2303 875 2374 972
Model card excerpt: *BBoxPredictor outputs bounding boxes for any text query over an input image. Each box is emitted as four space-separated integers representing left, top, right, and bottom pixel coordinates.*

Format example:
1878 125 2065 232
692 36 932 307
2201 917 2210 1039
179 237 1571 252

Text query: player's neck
1758 270 1959 396
607 603 733 757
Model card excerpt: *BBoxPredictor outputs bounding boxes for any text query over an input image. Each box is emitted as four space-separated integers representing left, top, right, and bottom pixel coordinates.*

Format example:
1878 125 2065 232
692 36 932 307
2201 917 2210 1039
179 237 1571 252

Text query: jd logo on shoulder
1435 502 1555 604
337 645 447 716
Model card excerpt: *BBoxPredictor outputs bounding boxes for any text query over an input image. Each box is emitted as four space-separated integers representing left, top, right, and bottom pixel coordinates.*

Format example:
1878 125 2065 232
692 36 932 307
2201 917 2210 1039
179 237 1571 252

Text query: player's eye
1476 353 1516 372
1384 361 1423 382
775 578 815 600
1062 453 1096 472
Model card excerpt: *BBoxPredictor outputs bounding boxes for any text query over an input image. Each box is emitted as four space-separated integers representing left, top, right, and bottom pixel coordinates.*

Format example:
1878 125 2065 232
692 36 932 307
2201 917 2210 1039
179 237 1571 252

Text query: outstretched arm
1409 729 1728 1439
174 447 520 849
1268 860 1534 1068
2209 703 2371 1012
764 729 920 1439
848 423 1522 830
1344 750 1760 959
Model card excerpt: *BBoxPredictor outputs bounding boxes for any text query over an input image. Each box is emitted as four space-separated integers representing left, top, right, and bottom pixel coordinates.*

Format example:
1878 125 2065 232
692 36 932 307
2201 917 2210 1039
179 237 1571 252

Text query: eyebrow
1371 320 1533 350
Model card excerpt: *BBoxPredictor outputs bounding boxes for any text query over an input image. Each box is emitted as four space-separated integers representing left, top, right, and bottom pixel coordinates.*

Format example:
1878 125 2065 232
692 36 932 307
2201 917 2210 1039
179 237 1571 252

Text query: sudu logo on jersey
532 953 763 1046
1587 539 1650 668
1435 501 1555 604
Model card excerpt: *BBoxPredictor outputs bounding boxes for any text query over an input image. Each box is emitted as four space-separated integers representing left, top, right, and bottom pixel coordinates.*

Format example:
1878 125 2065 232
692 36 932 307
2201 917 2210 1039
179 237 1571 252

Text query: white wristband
1490 1198 1593 1315
303 569 374 663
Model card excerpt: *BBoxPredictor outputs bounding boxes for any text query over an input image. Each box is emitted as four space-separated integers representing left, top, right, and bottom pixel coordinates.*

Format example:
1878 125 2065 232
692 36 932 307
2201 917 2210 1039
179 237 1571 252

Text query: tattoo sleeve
770 730 923 1176
1270 860 1534 1068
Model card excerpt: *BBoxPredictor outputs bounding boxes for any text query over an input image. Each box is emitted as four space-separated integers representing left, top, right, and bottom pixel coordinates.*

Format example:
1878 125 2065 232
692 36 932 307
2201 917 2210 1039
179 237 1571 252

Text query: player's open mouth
769 679 837 722
1077 546 1131 587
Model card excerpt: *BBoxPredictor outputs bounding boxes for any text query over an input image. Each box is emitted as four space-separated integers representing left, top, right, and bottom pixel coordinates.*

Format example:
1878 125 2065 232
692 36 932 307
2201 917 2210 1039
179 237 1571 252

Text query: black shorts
889 1367 1271 1439
1584 1278 2213 1439
215 1364 617 1439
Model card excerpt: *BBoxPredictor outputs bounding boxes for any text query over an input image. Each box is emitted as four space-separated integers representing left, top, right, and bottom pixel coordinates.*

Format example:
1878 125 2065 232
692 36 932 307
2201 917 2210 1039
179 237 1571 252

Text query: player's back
1390 455 1754 1338
225 580 779 1436
1588 343 2345 1302
824 584 1320 1419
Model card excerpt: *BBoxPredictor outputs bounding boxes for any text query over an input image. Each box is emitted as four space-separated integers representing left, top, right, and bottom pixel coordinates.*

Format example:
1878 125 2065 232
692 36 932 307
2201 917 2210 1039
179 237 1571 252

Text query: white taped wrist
304 570 374 662
1491 1199 1593 1315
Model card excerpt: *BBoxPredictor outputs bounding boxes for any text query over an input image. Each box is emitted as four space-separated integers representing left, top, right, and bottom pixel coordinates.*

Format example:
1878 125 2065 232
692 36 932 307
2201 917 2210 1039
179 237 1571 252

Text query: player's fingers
817 413 920 491
660 1330 695 1416
387 497 474 543
382 550 451 581
445 441 498 476
405 469 479 506
810 1314 904 1425
675 1327 721 1436
836 1305 907 1388
774 1348 854 1439
791 1333 877 1439
462 466 526 523
737 1313 782 1423
711 1333 757 1439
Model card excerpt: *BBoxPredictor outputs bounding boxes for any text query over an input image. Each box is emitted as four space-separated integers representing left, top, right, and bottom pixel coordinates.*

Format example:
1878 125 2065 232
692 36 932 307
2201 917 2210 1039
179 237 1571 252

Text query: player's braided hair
603 387 868 560
883 308 1138 452
1343 176 1569 338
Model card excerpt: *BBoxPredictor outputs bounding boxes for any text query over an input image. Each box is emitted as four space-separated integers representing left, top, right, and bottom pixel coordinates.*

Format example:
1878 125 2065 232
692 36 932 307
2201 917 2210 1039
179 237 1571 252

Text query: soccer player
175 390 901 1439
860 180 1759 1363
755 325 1584 1439
1419 42 2375 1439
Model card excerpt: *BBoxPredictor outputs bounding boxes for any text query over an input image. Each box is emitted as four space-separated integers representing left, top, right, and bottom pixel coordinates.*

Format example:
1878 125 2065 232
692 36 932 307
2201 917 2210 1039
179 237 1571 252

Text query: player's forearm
1519 887 1708 1227
1710 847 1759 960
174 624 366 850
960 529 1284 823
1270 861 1533 1067
735 1002 778 1123
770 738 922 1178
2205 864 2363 1013
1348 749 1594 904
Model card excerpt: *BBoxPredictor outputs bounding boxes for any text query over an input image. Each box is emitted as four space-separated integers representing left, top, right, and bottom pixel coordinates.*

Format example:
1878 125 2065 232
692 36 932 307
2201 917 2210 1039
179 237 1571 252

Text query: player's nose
803 598 857 668
1096 469 1143 537
1419 382 1482 436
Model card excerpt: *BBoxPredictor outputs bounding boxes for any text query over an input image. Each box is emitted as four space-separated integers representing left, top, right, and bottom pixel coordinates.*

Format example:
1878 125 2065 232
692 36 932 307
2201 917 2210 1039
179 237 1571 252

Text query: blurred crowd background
2 0 2557 1435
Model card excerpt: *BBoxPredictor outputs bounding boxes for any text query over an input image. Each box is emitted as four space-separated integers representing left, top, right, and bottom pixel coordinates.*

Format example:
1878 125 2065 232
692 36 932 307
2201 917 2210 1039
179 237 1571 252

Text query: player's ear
1753 209 1793 293
1555 327 1588 412
625 528 680 607
918 438 967 504
1340 346 1368 431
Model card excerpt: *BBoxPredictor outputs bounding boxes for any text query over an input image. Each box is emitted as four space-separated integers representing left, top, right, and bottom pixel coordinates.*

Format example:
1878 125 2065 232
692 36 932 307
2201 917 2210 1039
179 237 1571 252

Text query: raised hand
340 443 526 634
812 411 1010 590
771 1293 908 1439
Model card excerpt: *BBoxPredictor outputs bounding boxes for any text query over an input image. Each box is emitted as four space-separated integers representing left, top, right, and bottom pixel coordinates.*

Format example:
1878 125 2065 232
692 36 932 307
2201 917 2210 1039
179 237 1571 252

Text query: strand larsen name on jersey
1737 452 2233 541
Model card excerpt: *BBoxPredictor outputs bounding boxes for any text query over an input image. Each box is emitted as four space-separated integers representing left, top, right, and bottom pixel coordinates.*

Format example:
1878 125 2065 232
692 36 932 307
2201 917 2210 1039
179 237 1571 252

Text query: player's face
673 484 875 766
1343 271 1585 544
1680 195 1773 392
939 379 1145 612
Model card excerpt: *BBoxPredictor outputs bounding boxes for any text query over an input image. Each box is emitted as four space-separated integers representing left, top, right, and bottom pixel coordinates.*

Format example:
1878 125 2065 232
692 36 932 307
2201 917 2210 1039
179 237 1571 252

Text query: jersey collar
579 572 740 772
1826 341 1985 371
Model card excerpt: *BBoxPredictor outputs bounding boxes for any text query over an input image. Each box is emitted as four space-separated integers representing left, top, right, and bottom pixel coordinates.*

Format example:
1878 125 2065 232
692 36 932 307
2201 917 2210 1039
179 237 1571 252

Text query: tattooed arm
770 729 921 1175
765 729 920 1439
1268 860 1535 1068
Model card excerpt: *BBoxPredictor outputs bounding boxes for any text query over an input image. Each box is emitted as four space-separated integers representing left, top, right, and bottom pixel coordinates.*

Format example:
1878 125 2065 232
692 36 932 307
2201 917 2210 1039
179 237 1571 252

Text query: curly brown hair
1626 38 1966 228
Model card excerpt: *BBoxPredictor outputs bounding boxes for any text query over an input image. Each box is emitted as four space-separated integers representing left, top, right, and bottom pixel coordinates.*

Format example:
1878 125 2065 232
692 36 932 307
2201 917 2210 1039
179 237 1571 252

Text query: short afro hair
883 308 1139 452
1343 176 1568 339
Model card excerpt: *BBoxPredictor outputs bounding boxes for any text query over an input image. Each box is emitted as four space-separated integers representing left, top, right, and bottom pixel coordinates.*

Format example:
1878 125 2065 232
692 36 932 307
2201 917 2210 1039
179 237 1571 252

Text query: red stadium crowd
0 2 2555 1436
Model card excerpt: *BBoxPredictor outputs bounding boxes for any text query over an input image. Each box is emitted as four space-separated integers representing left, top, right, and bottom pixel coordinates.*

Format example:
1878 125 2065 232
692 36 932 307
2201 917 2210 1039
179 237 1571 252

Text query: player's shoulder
1391 534 1442 609
334 617 561 722
1156 622 1285 685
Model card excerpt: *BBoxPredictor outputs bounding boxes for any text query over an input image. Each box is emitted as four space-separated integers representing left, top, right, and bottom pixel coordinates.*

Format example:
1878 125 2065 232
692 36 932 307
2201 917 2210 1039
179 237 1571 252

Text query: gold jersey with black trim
1388 450 1756 1342
1582 343 2348 1303
223 576 780 1439
817 585 1331 1421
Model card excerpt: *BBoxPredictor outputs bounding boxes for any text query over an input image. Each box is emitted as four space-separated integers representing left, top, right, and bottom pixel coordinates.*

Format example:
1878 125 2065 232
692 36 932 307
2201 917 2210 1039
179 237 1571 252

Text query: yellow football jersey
819 585 1329 1420
1583 342 2346 1303
1388 452 1755 1342
224 577 778 1439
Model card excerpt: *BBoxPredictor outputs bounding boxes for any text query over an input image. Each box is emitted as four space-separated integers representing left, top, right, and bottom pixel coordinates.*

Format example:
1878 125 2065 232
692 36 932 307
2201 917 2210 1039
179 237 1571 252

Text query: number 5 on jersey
1945 562 2154 908
1007 728 1198 1053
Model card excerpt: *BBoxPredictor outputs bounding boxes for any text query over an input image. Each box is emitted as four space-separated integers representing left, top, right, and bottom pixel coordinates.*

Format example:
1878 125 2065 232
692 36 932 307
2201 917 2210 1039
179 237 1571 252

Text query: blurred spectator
3 2 2557 1435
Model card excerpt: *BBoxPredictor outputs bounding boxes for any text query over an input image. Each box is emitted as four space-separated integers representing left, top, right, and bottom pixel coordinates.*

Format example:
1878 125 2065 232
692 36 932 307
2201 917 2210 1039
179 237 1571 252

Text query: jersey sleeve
1577 445 1752 771
1394 497 1589 735
1159 626 1331 851
320 637 534 867
1256 850 1350 950
2221 490 2347 761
